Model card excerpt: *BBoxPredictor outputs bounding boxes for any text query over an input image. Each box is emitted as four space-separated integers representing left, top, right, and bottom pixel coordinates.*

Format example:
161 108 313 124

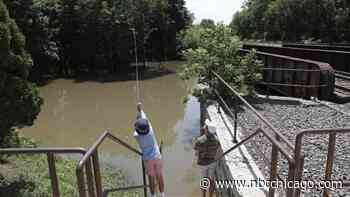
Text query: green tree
180 24 262 95
200 19 215 29
231 0 350 43
0 0 42 147
4 0 59 78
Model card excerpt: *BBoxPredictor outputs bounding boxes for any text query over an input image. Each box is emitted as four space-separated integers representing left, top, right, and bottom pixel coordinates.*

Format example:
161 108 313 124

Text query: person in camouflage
194 119 220 197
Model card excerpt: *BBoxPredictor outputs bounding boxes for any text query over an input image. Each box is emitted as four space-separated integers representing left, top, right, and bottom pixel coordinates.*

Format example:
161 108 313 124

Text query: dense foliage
0 0 42 147
180 24 262 96
4 0 192 78
231 0 350 43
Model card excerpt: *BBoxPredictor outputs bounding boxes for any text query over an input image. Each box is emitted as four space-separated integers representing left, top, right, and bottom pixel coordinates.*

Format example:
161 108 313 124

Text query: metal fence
211 71 350 197
0 132 148 197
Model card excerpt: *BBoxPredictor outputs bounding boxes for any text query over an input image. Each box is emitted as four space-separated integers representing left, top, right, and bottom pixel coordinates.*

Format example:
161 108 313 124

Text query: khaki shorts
145 158 163 177
199 162 217 179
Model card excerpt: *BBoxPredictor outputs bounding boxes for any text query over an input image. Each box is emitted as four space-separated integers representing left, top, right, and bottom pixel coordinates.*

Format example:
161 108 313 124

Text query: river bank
0 136 139 197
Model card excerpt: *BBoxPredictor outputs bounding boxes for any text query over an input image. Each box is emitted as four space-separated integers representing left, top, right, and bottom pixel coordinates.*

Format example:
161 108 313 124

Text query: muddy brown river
20 62 201 197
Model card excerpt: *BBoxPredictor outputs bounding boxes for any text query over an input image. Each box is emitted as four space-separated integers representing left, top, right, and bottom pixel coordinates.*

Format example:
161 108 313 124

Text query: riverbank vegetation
0 0 42 148
4 0 191 80
1 154 139 197
0 0 190 195
0 0 192 148
180 23 263 97
231 0 350 43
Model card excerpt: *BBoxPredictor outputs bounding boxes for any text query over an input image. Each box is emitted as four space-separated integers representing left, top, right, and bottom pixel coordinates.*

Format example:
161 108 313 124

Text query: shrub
180 24 262 96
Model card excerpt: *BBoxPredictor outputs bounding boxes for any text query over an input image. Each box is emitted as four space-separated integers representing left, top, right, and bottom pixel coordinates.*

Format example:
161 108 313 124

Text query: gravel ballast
227 97 350 197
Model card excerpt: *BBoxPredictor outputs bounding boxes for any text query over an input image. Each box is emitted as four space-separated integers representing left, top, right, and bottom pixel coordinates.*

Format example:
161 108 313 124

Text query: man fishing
194 119 220 197
134 103 165 197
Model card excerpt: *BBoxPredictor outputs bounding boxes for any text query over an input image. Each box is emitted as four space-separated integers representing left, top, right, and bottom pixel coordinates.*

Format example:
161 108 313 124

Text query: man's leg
146 159 157 196
208 163 216 197
202 188 206 197
155 159 165 196
209 178 215 197
200 165 209 197
148 175 156 196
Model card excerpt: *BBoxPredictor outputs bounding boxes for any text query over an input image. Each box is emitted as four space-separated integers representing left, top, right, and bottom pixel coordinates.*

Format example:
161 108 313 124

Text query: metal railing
211 71 350 197
211 71 296 197
0 148 87 197
294 128 350 197
0 132 148 197
76 131 147 197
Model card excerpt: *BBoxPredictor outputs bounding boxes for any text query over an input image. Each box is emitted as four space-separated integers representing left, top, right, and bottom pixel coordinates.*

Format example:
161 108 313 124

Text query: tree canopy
0 0 42 147
231 0 350 43
180 24 262 96
4 0 192 78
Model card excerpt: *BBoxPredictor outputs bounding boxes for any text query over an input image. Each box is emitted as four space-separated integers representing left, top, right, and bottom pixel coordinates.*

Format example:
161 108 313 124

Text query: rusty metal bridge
243 43 350 101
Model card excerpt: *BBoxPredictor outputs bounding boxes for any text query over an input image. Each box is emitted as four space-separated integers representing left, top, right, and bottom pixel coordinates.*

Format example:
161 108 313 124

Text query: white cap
205 119 216 134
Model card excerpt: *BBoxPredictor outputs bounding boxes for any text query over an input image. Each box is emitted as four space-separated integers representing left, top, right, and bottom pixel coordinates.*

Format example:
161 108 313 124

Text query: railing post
77 168 87 197
92 151 103 197
86 157 96 197
286 162 295 197
269 145 278 197
142 159 148 197
294 155 305 197
47 153 60 197
323 133 336 197
233 97 238 143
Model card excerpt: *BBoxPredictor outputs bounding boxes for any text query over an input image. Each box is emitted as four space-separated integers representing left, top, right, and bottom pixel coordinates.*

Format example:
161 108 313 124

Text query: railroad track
334 70 350 97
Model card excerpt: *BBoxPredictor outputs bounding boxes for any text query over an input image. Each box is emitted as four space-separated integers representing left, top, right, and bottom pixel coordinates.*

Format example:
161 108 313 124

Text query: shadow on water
32 62 181 87
73 66 176 84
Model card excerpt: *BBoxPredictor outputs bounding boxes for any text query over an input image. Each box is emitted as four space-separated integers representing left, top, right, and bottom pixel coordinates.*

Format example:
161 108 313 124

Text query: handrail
0 147 87 197
78 131 141 170
0 147 86 154
216 128 295 164
211 71 298 197
212 71 295 149
294 128 350 197
76 131 146 197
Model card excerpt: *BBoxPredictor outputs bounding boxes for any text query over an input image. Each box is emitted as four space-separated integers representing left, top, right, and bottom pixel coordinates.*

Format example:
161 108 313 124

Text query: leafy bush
180 24 262 96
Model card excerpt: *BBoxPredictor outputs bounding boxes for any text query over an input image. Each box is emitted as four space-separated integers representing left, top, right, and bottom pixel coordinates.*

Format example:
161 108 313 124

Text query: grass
0 151 141 197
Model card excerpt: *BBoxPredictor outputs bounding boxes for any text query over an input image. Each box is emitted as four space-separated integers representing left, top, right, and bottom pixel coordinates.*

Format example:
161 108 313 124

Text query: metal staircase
0 131 148 197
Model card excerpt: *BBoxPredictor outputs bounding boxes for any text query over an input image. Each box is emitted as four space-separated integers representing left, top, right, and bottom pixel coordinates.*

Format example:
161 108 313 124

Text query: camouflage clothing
194 134 220 166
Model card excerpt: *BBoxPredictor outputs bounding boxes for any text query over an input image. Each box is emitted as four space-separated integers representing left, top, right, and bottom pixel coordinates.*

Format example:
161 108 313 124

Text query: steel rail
335 84 350 92
258 81 328 88
262 68 322 72
335 73 350 81
335 70 350 77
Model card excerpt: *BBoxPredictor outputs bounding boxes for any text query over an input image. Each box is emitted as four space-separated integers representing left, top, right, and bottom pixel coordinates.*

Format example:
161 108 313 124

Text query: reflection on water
21 63 201 196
